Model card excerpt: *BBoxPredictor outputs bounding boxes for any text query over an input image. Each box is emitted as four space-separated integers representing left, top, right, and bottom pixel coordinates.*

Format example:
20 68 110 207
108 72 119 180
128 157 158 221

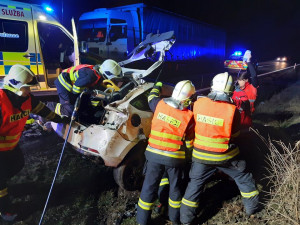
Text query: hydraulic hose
38 90 86 225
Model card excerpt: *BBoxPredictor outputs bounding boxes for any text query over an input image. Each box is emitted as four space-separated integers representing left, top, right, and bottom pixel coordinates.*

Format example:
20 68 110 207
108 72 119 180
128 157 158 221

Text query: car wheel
113 142 146 191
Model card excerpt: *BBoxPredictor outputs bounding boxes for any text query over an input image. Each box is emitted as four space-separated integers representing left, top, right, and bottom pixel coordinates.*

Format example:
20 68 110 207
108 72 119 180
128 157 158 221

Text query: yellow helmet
211 72 234 94
98 59 122 79
4 64 38 94
172 80 196 108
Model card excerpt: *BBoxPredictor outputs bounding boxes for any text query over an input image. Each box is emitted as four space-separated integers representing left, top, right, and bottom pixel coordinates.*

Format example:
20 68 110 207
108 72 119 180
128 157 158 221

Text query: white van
0 0 78 94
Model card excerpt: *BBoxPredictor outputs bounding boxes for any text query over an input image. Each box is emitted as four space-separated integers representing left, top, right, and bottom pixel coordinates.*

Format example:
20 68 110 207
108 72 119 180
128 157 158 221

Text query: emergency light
42 4 54 13
233 51 242 56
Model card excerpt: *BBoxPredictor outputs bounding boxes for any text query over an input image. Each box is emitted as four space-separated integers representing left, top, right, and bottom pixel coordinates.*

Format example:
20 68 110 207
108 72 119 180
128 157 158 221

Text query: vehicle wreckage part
113 141 147 191
50 32 176 190
79 125 138 167
131 114 141 127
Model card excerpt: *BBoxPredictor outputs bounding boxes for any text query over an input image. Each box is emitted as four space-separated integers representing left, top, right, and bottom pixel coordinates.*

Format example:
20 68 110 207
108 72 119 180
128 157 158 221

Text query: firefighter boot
154 202 167 216
1 212 18 222
0 191 17 222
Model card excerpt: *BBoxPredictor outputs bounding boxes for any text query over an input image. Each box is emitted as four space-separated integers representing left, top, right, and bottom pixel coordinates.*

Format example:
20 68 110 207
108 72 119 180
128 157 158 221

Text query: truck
0 0 102 94
78 3 226 86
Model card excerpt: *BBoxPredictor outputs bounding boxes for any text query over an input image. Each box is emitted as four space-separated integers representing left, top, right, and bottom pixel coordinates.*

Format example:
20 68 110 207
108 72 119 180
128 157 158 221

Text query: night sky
19 0 300 62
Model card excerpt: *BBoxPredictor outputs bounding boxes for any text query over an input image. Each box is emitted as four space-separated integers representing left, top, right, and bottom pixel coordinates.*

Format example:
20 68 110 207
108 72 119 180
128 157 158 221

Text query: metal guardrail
195 63 300 94
257 63 300 78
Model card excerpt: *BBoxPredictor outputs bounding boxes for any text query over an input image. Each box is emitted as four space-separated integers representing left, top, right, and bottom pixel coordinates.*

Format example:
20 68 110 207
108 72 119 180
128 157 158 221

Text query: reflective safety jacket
58 64 101 94
0 90 31 151
192 97 240 165
146 99 193 167
243 82 257 113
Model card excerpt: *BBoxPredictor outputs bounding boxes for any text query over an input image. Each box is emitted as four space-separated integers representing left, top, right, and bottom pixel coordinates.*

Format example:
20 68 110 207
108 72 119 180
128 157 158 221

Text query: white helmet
98 59 122 80
211 72 234 94
4 64 38 94
172 80 196 108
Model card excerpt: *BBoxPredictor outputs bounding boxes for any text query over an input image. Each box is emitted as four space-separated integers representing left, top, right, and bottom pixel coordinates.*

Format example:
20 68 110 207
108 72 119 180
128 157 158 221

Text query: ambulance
0 0 101 95
224 50 248 74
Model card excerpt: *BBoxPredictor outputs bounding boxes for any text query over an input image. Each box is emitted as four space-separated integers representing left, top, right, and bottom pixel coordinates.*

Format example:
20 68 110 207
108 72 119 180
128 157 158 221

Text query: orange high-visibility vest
148 100 193 152
192 97 240 164
243 82 257 113
0 90 32 151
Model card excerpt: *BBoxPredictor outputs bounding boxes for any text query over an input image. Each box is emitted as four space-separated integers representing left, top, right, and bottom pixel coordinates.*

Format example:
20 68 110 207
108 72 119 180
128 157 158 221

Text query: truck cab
78 4 150 62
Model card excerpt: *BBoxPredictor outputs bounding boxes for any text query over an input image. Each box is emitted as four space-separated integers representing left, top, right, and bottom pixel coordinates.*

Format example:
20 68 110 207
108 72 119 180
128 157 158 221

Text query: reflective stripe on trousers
0 188 8 198
180 161 259 224
137 161 183 225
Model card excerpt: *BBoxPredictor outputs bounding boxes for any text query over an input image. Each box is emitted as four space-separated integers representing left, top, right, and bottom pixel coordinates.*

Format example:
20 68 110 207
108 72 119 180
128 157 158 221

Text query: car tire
113 141 147 191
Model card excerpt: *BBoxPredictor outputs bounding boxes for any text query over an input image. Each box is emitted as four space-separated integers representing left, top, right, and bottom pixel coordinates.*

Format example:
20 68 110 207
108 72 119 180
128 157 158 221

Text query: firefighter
136 81 195 225
0 65 70 222
46 59 122 116
180 72 259 225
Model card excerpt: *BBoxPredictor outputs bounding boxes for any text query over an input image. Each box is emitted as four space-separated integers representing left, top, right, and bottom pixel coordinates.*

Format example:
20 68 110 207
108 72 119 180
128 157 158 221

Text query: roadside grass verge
258 132 300 225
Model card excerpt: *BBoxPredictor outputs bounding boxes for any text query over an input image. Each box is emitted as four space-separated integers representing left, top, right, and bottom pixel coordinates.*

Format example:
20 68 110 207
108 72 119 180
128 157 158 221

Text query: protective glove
61 115 71 124
243 50 252 63
153 82 163 93
155 81 163 87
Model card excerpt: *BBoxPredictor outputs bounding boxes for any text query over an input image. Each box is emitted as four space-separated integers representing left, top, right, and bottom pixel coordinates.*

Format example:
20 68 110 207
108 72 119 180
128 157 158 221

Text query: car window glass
37 22 73 87
0 18 28 52
130 88 152 111
79 19 107 42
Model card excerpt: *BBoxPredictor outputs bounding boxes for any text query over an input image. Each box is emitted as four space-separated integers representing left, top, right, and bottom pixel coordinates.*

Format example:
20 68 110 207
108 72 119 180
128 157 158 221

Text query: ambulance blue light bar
233 51 242 56
43 4 53 13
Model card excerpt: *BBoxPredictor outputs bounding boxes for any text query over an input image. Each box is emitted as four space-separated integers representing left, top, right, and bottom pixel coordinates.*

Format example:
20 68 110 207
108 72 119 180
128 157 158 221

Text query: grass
254 79 300 129
256 133 300 225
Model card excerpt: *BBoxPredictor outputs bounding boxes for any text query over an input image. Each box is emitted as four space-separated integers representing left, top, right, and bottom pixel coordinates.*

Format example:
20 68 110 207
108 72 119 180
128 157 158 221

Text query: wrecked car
51 31 175 191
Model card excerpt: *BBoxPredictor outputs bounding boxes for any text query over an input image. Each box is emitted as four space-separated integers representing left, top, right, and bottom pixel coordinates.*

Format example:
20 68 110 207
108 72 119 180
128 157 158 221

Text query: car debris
51 31 176 190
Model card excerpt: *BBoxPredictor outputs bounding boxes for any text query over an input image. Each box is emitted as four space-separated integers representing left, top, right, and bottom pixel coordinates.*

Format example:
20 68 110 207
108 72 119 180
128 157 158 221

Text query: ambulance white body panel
0 0 75 92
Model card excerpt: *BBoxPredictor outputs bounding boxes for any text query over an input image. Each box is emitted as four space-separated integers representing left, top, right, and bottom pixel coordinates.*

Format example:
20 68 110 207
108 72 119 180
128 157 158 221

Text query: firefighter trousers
46 79 77 116
157 161 192 207
180 160 259 224
157 171 169 206
0 145 24 211
137 161 184 225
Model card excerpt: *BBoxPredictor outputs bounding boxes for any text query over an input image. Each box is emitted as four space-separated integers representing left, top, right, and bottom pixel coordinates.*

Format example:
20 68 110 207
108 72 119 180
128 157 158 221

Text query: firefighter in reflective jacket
136 80 196 225
0 65 69 222
180 73 259 225
47 59 122 116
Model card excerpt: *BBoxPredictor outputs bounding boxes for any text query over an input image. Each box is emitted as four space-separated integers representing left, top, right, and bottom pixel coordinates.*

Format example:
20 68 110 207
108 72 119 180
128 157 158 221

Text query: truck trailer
78 3 226 86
